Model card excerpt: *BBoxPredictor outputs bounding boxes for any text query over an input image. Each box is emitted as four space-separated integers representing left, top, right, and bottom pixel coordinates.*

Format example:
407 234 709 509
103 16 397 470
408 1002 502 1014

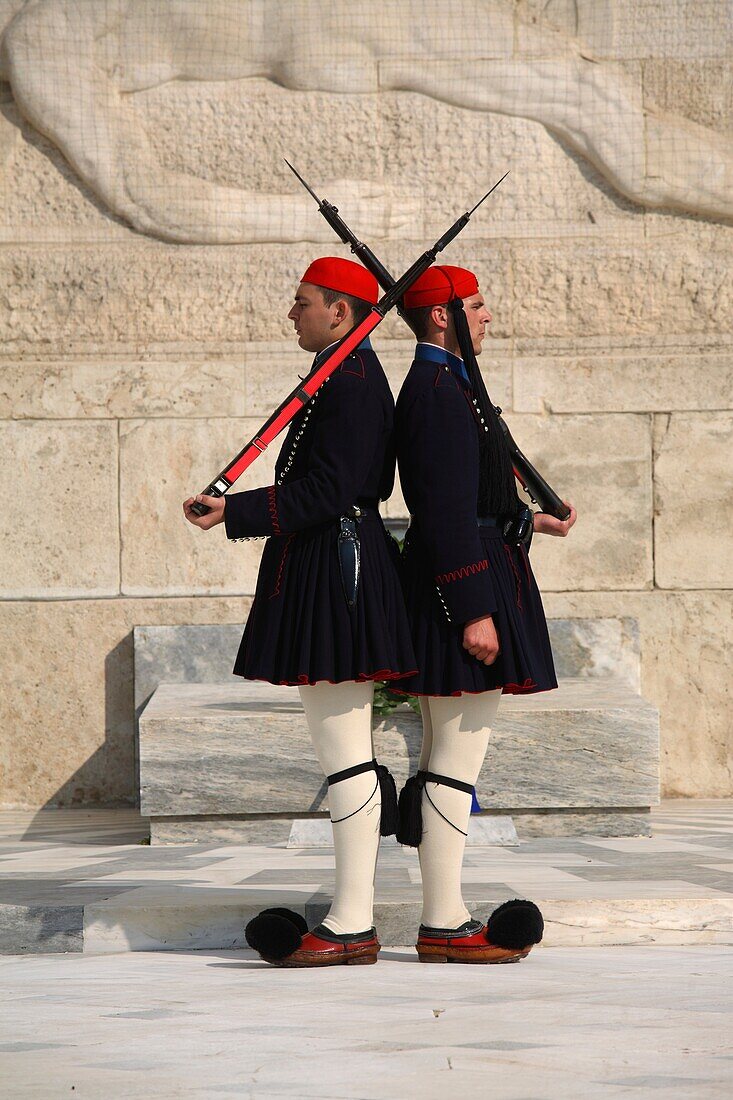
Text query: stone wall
1 1 731 806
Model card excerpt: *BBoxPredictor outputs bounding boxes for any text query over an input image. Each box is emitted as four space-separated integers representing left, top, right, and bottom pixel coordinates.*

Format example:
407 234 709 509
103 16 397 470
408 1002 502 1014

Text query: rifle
190 174 508 516
285 160 570 522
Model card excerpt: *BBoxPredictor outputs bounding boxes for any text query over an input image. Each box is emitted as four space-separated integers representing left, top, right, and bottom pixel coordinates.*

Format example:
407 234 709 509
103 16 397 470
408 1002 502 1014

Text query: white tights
298 681 380 935
298 681 502 935
417 690 502 929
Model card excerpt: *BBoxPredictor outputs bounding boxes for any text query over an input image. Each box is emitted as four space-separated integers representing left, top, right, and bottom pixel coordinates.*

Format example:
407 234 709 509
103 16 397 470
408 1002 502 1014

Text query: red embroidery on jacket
267 485 281 535
435 559 489 584
433 366 461 389
270 533 294 599
340 352 366 379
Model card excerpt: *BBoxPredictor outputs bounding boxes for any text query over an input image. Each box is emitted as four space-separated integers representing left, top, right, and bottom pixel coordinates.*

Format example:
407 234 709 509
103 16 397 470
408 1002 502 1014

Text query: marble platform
3 945 732 1099
139 677 659 842
0 801 731 955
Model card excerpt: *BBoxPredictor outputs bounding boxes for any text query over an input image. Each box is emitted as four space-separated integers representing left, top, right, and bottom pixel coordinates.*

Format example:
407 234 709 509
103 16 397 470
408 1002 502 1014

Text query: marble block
0 420 119 598
133 616 641 716
134 623 248 713
120 417 276 596
654 412 733 589
505 413 653 592
138 679 659 825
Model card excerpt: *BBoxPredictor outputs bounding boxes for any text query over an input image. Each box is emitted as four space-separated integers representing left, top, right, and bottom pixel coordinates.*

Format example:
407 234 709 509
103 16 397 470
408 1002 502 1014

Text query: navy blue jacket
224 344 395 538
395 349 498 625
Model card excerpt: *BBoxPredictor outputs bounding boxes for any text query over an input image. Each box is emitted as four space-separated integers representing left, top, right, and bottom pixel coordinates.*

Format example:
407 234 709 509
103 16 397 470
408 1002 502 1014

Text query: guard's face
288 282 342 353
463 292 492 355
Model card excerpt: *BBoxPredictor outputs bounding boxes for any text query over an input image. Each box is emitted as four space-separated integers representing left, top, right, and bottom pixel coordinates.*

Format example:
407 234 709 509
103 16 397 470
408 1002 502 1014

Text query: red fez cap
300 256 379 305
402 265 479 309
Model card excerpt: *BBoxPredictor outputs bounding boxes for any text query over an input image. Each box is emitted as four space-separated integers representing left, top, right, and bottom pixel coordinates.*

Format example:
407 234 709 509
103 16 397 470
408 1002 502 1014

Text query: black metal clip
502 505 534 550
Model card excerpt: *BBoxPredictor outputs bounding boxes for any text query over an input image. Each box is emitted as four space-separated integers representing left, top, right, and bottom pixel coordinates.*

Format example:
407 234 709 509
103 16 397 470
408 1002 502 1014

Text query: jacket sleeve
403 381 497 625
224 371 382 539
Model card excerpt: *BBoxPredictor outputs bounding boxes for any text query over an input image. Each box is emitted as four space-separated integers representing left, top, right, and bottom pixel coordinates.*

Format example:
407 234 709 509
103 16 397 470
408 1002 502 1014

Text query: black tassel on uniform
449 297 520 518
485 898 544 949
376 763 399 837
396 774 425 847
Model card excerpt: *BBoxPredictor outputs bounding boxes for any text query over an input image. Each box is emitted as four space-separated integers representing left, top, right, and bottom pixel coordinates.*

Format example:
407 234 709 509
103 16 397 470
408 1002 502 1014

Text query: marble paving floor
1 944 732 1099
1 800 732 952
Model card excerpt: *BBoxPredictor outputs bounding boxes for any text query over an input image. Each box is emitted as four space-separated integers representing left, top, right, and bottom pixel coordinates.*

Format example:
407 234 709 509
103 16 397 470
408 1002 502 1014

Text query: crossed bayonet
191 167 567 521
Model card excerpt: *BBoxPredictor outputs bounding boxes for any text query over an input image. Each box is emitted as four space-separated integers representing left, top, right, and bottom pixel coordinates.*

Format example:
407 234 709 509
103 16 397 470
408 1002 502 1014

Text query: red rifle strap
219 309 382 486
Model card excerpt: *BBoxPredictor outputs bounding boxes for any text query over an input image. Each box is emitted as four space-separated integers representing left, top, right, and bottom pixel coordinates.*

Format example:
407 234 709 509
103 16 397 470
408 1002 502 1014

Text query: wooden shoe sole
417 944 532 964
263 944 380 968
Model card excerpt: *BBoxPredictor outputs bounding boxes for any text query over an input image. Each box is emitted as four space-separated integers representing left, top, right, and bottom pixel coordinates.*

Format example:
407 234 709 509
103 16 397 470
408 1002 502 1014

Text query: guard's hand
183 494 225 530
533 501 577 537
463 615 500 665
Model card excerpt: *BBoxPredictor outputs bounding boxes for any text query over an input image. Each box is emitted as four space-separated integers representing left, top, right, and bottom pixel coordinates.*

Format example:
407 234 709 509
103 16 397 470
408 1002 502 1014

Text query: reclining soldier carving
0 0 730 243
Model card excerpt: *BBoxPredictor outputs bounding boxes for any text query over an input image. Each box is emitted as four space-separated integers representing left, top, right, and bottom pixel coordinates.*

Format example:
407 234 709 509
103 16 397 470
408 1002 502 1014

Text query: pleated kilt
393 523 558 697
233 509 418 686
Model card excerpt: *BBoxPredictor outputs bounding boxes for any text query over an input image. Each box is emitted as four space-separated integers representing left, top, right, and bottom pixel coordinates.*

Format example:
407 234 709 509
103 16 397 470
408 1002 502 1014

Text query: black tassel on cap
449 296 519 518
376 763 399 837
485 898 544 949
396 774 425 847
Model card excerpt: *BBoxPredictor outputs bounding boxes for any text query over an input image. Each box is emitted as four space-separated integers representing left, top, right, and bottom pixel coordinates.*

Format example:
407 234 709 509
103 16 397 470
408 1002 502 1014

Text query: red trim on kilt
270 533 294 599
389 678 547 698
235 669 419 687
520 542 532 581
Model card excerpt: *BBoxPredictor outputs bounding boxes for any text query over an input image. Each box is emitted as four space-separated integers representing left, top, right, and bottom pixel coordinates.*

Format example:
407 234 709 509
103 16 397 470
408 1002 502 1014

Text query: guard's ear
331 297 351 327
431 304 449 331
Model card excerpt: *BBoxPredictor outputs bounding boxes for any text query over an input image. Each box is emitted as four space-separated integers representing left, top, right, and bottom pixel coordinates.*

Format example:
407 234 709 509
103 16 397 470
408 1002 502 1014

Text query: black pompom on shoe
258 907 308 935
245 909 305 959
486 898 544 950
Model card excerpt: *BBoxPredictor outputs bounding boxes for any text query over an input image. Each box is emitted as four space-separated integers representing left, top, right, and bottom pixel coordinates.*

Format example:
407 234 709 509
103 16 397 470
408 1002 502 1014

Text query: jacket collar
415 341 469 385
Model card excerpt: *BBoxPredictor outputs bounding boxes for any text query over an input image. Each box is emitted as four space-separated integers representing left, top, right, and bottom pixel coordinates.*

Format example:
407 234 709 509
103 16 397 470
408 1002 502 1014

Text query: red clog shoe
268 925 380 968
416 919 530 963
416 900 544 964
245 908 380 968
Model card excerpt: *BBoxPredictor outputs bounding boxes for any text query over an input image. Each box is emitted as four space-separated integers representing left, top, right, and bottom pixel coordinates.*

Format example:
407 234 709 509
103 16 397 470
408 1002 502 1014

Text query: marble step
138 677 659 842
2 808 732 954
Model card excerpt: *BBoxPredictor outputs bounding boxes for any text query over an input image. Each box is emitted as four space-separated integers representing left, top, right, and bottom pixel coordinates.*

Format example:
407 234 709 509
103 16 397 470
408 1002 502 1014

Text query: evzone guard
184 257 418 966
184 249 574 966
392 264 577 963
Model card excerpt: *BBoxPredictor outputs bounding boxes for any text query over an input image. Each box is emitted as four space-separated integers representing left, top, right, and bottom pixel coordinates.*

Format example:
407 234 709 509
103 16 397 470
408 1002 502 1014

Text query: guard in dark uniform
184 257 417 967
392 265 576 963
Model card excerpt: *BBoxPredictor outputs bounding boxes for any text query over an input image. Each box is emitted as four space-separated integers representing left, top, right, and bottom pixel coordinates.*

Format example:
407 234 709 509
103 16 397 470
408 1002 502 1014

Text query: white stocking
417 689 502 929
298 680 380 935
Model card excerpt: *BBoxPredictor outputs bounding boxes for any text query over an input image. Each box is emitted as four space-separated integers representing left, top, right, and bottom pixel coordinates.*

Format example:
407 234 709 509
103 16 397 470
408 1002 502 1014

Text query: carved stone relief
0 0 730 243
